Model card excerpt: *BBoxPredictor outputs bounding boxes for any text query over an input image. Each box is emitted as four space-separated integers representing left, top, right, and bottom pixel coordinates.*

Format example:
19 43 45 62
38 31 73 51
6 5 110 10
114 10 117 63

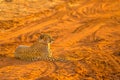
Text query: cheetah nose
52 39 54 41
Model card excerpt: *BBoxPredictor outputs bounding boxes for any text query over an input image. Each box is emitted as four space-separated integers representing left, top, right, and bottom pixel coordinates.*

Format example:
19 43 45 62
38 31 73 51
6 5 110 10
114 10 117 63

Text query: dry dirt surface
0 0 120 80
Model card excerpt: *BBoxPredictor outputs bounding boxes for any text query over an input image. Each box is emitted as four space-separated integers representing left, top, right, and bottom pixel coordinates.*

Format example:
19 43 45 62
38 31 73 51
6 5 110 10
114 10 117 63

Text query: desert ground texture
0 0 120 80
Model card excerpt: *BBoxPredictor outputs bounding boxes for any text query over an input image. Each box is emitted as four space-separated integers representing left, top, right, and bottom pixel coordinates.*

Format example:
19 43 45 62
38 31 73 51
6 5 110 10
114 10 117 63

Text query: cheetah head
39 34 54 43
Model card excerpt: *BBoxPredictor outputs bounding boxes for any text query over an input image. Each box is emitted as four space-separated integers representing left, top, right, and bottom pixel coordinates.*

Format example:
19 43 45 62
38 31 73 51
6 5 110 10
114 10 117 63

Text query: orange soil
0 0 120 80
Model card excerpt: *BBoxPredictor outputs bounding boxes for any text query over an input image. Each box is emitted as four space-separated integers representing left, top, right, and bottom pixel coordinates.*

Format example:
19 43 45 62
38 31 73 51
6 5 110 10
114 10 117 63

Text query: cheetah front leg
49 50 52 57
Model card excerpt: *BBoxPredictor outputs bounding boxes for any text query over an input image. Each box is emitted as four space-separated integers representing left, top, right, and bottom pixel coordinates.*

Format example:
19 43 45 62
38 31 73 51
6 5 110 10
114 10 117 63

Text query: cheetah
14 34 67 62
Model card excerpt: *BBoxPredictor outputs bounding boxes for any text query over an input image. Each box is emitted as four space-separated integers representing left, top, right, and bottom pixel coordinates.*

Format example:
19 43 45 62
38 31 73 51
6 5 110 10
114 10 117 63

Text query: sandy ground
0 0 120 80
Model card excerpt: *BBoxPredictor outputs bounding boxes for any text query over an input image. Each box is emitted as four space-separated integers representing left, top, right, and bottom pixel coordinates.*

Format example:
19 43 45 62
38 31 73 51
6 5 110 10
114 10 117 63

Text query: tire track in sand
61 23 104 46
0 18 58 44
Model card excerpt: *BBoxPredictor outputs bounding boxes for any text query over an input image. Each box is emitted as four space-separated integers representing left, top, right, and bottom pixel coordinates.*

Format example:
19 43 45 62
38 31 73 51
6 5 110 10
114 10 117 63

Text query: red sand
0 0 120 80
